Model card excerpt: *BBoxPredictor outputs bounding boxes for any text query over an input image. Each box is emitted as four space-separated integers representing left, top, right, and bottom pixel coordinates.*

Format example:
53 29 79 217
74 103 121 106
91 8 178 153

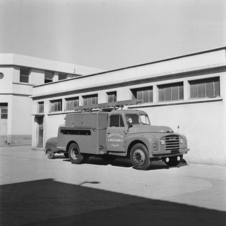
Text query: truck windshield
139 114 150 125
125 114 150 125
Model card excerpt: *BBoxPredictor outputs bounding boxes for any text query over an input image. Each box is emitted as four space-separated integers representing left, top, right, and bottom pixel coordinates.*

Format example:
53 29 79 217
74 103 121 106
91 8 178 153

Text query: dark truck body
46 109 189 170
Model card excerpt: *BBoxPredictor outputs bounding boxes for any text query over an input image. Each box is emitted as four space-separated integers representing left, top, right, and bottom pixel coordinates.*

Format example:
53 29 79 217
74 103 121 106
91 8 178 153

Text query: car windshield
125 114 150 125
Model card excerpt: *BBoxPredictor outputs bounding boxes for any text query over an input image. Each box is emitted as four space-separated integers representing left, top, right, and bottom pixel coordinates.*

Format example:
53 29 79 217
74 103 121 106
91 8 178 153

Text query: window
83 94 98 106
59 73 67 80
66 97 79 110
110 115 124 127
38 102 44 113
1 108 8 119
190 77 220 99
131 87 153 103
45 71 54 83
158 82 183 102
0 103 8 119
20 68 30 83
50 99 62 112
107 91 117 103
125 114 140 125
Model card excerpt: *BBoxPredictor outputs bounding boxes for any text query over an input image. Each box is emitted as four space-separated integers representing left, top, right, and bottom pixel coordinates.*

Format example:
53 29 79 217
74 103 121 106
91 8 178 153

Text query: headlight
160 139 165 145
179 137 183 144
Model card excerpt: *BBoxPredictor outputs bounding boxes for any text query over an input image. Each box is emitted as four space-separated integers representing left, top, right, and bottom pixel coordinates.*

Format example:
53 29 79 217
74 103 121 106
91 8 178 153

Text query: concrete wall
31 48 226 166
32 48 226 98
0 53 105 147
0 53 103 75
31 71 226 166
0 67 13 92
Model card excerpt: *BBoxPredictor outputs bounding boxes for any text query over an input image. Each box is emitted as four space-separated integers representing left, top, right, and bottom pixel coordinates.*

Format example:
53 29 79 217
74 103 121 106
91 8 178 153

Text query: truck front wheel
68 143 86 164
130 143 151 170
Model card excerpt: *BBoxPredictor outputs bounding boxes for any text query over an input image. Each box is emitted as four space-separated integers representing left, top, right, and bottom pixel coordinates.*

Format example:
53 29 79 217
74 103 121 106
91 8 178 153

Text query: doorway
37 117 44 147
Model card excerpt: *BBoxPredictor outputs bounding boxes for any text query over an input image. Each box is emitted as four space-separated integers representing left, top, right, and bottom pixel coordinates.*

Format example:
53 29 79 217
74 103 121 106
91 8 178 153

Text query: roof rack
73 99 140 112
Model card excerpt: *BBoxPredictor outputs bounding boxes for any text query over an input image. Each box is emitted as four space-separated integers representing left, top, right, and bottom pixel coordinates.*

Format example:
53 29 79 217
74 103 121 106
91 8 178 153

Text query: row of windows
38 92 117 113
19 68 72 84
132 77 220 103
38 77 220 113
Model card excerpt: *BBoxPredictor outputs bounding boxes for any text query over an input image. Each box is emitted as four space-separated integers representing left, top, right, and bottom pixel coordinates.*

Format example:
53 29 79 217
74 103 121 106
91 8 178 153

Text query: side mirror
128 123 133 128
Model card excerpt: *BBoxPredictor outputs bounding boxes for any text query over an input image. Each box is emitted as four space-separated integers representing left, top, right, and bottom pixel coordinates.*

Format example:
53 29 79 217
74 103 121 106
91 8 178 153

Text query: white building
0 54 103 146
31 47 226 166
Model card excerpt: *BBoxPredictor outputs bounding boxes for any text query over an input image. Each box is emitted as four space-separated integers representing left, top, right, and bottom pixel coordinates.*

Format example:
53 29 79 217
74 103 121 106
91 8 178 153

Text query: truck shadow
62 156 188 170
0 179 225 226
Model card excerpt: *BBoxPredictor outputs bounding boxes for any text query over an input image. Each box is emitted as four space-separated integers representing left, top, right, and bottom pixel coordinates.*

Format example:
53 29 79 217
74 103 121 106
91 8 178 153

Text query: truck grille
165 135 179 151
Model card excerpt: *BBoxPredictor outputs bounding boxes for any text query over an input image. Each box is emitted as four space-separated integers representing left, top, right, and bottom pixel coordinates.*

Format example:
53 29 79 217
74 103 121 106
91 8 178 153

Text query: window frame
0 108 8 119
109 114 125 127
19 68 30 83
158 82 184 102
131 86 153 103
50 99 62 112
189 77 220 99
65 97 79 110
107 91 117 103
38 102 44 113
45 71 54 83
83 94 98 106
59 73 68 80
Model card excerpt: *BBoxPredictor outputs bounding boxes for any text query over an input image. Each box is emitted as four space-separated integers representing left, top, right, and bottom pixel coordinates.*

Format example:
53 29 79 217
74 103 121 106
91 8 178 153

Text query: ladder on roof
73 99 140 112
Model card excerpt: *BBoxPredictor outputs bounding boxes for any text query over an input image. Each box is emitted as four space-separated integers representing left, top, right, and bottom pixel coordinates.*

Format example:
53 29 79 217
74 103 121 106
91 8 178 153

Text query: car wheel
46 150 55 159
130 143 151 170
164 155 183 167
68 143 86 164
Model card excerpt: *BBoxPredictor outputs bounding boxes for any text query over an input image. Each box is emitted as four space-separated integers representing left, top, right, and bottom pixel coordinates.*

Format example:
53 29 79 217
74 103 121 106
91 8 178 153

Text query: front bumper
152 148 190 157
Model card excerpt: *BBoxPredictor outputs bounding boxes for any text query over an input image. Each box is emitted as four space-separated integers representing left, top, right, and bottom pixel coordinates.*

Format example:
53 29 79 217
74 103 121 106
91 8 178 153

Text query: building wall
0 53 102 146
0 67 13 92
31 64 226 166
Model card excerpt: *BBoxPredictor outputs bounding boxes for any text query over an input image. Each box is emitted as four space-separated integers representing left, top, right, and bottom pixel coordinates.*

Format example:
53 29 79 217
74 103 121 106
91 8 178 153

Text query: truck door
106 114 126 152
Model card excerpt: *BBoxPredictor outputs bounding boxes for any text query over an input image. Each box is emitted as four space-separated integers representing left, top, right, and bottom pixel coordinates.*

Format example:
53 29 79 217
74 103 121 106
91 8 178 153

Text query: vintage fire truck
45 100 189 170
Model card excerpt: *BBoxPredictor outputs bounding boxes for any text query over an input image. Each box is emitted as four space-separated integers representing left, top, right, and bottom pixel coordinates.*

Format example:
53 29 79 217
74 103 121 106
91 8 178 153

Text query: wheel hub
133 149 145 165
71 147 79 160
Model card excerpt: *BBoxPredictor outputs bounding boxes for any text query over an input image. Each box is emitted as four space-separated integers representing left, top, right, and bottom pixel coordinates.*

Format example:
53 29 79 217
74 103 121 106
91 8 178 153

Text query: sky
0 0 226 70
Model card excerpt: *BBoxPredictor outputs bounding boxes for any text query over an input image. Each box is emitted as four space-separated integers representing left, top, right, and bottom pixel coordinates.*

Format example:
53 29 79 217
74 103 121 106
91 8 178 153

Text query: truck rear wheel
130 143 151 170
46 150 55 159
68 143 86 164
163 155 183 167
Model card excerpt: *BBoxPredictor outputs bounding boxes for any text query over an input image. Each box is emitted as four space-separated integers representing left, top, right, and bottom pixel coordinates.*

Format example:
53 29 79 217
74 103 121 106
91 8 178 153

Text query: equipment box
58 112 108 155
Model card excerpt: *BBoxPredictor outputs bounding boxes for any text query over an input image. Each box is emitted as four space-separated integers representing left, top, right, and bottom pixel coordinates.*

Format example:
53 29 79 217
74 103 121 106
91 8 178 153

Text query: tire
130 143 151 170
64 153 69 158
164 155 183 167
68 143 86 164
46 150 55 159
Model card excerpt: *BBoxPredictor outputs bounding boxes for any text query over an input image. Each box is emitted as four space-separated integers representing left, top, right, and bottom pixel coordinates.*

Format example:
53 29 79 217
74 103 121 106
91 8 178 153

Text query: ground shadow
62 155 188 170
0 179 225 226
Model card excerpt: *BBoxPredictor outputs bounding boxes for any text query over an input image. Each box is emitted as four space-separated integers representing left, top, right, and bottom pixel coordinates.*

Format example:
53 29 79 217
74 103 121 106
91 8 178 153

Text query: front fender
125 134 156 157
45 137 58 153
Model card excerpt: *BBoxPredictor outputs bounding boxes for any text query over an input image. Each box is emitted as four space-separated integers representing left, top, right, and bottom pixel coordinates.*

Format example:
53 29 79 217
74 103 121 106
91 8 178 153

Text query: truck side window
110 115 124 127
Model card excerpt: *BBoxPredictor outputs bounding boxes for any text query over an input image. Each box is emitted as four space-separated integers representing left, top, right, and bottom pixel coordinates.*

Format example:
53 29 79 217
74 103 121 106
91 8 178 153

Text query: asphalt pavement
0 146 226 226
